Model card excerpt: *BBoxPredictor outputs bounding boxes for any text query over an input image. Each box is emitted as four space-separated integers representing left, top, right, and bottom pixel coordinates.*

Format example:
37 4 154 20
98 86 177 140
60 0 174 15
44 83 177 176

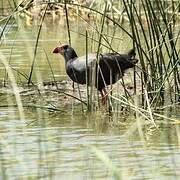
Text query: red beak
53 47 60 53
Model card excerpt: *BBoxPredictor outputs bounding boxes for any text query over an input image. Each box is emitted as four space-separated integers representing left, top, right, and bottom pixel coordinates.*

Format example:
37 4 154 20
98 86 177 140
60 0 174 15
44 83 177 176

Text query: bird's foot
101 95 108 105
101 88 108 105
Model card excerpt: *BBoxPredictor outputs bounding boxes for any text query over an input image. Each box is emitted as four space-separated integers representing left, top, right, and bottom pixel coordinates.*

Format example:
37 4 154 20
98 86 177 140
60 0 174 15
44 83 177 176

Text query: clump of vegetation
0 1 180 179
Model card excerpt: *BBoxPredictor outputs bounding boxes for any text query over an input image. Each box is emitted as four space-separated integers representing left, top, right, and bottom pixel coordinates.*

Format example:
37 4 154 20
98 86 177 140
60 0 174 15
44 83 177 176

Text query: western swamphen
53 44 138 104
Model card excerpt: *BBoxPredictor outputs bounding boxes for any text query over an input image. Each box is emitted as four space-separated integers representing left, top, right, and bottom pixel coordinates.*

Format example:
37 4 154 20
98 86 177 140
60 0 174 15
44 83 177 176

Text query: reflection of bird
53 44 138 104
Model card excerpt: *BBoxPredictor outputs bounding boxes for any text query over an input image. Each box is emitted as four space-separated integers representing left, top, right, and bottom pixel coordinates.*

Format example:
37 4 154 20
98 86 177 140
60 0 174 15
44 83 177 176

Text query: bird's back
96 49 137 90
66 49 137 90
70 53 97 72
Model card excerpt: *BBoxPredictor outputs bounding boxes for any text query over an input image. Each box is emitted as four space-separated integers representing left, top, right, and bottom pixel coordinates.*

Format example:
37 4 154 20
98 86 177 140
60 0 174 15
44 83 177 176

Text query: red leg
100 90 105 105
100 88 108 105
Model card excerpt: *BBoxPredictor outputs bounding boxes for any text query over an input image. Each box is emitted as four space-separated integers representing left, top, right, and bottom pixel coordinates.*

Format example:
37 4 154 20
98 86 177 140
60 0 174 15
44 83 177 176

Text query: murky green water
0 17 180 179
0 106 180 179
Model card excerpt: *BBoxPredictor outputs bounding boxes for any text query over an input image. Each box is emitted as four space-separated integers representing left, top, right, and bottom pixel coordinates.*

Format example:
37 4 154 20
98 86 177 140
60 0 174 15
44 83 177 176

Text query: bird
53 44 138 104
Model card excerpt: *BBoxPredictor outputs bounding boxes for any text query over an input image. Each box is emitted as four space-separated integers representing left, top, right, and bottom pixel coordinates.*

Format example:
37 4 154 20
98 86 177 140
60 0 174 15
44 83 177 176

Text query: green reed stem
28 3 48 84
64 0 71 46
43 49 58 89
96 2 107 58
85 30 91 111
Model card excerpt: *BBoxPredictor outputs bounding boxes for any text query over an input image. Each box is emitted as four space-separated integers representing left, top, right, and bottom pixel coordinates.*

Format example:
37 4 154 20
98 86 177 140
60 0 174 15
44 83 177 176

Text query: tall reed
119 0 180 108
85 30 91 111
28 3 48 84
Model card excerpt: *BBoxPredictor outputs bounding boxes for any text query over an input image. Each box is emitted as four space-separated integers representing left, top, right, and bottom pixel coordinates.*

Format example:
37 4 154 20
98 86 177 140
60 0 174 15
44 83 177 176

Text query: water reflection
0 106 179 179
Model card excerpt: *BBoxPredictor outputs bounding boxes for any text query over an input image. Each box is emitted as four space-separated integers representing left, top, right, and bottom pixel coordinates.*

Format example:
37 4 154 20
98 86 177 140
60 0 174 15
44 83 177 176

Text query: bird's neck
64 50 78 63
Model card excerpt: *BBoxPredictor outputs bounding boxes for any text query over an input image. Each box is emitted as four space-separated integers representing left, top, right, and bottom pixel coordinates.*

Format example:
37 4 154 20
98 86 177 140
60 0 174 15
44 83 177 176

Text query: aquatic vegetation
0 1 180 179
